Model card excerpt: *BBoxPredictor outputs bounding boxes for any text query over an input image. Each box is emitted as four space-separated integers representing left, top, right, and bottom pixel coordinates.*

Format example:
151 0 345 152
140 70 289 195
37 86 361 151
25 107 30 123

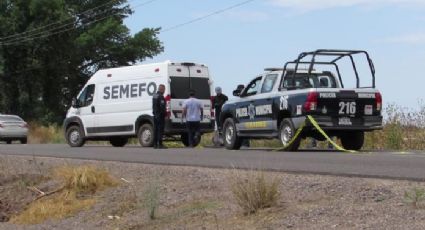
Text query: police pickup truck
219 50 383 151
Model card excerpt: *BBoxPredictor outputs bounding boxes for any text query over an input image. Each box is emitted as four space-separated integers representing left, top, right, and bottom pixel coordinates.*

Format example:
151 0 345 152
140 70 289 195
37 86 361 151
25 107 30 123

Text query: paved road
1 144 425 181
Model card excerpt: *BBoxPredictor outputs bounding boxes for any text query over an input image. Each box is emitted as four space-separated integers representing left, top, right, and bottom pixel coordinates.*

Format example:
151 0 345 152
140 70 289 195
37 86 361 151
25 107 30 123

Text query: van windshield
170 77 211 99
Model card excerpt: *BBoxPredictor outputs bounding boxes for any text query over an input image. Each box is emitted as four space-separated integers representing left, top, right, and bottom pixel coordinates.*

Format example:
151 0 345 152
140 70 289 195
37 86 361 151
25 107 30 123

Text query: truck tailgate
315 90 381 118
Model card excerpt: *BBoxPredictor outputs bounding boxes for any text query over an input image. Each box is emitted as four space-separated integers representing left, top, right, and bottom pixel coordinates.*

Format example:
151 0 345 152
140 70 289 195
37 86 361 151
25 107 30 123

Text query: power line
0 0 159 46
161 0 257 33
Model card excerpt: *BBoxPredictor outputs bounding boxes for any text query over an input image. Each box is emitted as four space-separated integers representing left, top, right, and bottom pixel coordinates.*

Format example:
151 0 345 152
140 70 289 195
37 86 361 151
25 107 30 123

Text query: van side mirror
71 98 78 108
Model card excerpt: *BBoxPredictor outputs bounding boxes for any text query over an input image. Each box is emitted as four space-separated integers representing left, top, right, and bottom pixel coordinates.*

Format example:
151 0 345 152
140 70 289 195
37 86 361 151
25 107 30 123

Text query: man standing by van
152 84 167 149
182 90 203 147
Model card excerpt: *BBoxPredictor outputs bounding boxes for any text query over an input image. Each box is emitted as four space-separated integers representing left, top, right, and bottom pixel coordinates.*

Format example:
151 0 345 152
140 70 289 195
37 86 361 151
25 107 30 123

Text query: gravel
1 155 425 230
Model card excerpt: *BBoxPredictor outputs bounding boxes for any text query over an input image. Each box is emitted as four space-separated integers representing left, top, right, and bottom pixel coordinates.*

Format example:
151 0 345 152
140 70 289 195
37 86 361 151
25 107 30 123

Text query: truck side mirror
233 84 245 97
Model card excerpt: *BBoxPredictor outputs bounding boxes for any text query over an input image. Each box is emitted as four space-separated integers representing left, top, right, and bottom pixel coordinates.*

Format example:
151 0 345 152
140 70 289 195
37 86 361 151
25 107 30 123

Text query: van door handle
91 106 95 113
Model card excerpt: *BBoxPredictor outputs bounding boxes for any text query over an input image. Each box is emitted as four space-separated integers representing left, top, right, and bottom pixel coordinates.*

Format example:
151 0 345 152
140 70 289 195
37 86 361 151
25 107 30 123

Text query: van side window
261 74 278 93
242 76 263 97
77 84 95 107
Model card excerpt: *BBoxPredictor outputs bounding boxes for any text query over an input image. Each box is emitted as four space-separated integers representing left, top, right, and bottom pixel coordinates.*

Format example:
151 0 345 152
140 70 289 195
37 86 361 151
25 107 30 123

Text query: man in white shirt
182 90 203 147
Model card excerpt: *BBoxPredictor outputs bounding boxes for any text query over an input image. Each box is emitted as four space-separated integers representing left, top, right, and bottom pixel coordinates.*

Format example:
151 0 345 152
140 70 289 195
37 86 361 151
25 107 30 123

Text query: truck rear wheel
65 125 85 147
279 118 300 151
223 118 242 150
138 123 154 147
340 131 364 151
110 137 128 147
181 133 201 147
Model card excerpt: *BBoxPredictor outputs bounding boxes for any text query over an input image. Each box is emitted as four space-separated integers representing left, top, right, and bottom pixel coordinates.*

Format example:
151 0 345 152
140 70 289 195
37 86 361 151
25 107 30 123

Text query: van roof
88 61 208 84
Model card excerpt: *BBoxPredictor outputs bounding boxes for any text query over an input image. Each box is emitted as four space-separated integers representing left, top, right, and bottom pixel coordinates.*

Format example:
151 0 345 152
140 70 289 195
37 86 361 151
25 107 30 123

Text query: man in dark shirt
212 87 228 131
152 84 167 149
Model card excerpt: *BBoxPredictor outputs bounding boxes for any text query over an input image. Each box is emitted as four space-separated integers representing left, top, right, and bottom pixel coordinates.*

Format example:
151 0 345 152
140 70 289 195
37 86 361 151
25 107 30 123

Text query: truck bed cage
280 49 376 89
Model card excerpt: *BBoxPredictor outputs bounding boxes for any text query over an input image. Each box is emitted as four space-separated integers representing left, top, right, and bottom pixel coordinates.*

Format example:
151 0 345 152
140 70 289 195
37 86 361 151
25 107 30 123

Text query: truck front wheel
279 118 300 151
223 118 242 150
340 131 364 151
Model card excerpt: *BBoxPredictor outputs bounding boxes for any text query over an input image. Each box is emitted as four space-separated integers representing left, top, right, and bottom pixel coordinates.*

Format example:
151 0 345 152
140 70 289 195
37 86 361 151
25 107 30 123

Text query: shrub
404 187 425 209
28 122 64 144
142 178 162 220
230 169 280 215
54 165 118 194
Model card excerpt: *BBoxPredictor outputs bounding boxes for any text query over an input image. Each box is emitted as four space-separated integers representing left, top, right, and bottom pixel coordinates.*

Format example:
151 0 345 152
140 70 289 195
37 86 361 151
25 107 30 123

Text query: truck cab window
242 76 263 97
77 84 95 107
283 74 337 89
261 74 278 93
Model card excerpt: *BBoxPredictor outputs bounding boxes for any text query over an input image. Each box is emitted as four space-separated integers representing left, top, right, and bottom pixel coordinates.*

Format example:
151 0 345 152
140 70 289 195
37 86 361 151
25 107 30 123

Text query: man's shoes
153 145 158 149
157 145 168 149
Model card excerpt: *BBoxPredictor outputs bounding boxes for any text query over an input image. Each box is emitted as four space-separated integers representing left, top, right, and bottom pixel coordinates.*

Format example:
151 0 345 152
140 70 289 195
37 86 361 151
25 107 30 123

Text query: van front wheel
66 125 85 147
138 123 154 147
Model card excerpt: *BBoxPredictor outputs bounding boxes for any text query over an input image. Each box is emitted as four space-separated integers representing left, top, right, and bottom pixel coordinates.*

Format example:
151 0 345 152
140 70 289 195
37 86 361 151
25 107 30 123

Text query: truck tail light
210 96 215 119
165 94 171 118
304 92 318 112
0 123 3 128
20 123 28 128
375 92 382 111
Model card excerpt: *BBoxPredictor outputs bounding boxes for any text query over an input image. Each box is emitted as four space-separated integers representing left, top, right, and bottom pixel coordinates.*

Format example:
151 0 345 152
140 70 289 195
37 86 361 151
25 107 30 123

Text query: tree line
0 0 163 124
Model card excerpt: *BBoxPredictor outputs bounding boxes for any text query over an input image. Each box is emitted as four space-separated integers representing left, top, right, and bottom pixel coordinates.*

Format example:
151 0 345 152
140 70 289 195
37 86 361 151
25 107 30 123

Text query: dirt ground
1 154 425 230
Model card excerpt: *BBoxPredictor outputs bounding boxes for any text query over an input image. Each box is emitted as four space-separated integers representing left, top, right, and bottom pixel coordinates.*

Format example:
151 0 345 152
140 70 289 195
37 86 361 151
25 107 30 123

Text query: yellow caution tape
306 115 356 153
275 115 357 153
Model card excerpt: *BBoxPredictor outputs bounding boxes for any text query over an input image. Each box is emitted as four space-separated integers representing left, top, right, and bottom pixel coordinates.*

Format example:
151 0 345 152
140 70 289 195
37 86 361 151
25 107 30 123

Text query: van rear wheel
110 137 128 147
65 125 85 147
138 123 154 147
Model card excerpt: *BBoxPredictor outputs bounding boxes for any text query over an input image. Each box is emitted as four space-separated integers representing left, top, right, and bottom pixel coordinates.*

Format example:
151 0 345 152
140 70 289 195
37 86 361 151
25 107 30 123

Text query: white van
63 61 215 147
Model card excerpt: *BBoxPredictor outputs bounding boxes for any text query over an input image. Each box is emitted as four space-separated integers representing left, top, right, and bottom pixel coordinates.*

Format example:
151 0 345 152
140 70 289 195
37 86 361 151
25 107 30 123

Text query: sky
124 0 425 109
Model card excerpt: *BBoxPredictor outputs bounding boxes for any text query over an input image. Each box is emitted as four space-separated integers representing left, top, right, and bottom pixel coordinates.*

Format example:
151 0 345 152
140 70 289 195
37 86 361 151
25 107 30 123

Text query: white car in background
0 115 28 144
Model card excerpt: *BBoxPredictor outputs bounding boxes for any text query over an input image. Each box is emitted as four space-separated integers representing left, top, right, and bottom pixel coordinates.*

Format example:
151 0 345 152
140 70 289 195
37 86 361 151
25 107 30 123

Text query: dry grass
364 103 425 150
229 169 280 215
10 165 118 224
11 190 95 224
54 165 118 194
28 122 64 144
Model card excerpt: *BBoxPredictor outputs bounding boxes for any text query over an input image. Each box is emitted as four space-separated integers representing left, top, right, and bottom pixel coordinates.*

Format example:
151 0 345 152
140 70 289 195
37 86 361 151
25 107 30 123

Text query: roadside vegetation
229 169 280 215
10 165 118 224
